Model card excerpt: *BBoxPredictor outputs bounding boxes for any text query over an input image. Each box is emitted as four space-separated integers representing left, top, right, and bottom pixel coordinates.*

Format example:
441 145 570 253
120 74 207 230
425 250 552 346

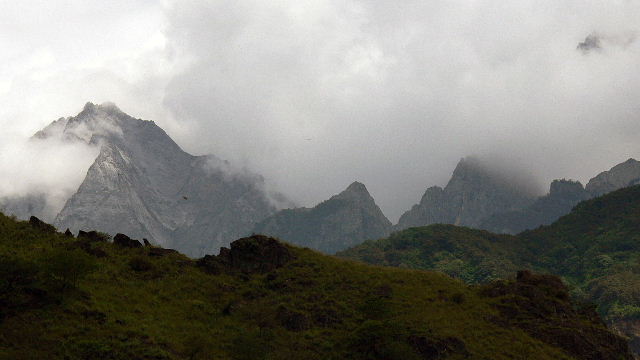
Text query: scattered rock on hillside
113 233 143 248
197 235 295 274
28 216 56 233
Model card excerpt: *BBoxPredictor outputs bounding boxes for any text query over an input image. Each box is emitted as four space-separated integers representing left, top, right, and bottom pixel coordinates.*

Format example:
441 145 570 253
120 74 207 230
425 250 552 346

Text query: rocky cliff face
395 157 535 231
25 102 277 257
586 158 640 196
252 182 392 253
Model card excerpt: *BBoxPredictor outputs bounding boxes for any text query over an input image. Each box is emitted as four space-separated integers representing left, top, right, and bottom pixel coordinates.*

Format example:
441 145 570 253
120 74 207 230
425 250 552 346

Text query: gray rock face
252 182 392 254
395 157 535 231
479 179 591 234
33 102 278 257
585 158 640 197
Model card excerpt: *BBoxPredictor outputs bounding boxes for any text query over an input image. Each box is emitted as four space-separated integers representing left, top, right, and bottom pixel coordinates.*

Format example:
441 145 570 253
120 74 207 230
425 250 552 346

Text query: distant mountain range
395 157 640 235
2 102 640 256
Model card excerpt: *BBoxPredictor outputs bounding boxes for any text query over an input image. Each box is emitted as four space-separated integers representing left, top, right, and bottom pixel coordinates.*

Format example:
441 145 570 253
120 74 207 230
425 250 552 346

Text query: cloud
0 136 100 220
158 0 640 220
578 32 637 54
2 1 640 221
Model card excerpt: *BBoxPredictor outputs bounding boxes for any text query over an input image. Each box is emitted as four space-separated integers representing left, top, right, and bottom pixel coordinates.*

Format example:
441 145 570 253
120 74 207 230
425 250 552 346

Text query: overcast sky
1 0 640 221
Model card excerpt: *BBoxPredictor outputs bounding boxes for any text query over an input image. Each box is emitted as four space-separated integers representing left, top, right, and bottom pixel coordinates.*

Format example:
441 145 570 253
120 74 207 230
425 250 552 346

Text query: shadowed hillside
0 214 631 359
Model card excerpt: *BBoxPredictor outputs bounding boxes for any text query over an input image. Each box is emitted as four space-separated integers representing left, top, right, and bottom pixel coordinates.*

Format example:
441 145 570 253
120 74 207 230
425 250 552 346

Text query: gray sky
1 1 640 221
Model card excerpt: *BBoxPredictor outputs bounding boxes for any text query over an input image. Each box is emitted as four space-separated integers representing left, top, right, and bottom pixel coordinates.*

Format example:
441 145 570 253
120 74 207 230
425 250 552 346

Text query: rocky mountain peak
252 181 391 254
449 157 484 180
12 102 281 257
344 181 368 194
549 179 585 197
335 181 372 202
586 158 640 196
396 156 535 231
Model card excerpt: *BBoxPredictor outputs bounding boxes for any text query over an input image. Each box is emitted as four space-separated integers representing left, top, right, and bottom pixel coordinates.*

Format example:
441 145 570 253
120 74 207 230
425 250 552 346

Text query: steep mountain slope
585 158 640 196
480 179 591 234
340 184 640 355
252 182 391 253
32 102 276 257
0 213 632 359
395 157 535 231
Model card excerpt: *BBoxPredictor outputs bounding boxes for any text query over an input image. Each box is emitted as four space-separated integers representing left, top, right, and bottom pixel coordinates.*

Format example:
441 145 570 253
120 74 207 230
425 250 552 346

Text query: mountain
0 212 632 359
25 102 278 257
480 158 640 234
395 157 535 231
479 179 591 234
252 182 391 253
585 158 640 196
340 184 640 355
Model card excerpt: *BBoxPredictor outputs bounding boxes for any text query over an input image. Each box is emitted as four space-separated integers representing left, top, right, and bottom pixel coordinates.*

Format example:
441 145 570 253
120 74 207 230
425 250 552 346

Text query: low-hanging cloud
578 32 637 54
158 0 640 220
2 1 640 222
0 136 99 220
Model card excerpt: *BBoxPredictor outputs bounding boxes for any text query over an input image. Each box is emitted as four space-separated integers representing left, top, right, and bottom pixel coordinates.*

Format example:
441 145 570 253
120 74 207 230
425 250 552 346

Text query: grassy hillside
0 214 631 359
339 185 640 354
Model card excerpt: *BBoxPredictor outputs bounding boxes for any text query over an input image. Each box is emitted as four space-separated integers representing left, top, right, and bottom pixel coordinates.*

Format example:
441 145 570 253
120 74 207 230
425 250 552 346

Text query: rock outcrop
252 182 392 253
197 235 294 274
395 157 535 231
113 233 143 248
28 216 56 234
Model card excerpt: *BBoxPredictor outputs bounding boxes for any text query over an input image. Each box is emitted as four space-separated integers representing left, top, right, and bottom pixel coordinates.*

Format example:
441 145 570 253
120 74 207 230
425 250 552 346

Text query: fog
0 136 99 219
2 1 640 221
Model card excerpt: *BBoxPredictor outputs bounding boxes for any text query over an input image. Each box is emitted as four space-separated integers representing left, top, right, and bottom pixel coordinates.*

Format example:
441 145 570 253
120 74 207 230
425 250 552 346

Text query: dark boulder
197 235 295 275
143 238 151 247
113 233 143 248
28 216 56 233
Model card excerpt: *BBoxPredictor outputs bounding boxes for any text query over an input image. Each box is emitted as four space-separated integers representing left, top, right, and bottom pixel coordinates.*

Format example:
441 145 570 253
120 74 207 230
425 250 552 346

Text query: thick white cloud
2 0 640 221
